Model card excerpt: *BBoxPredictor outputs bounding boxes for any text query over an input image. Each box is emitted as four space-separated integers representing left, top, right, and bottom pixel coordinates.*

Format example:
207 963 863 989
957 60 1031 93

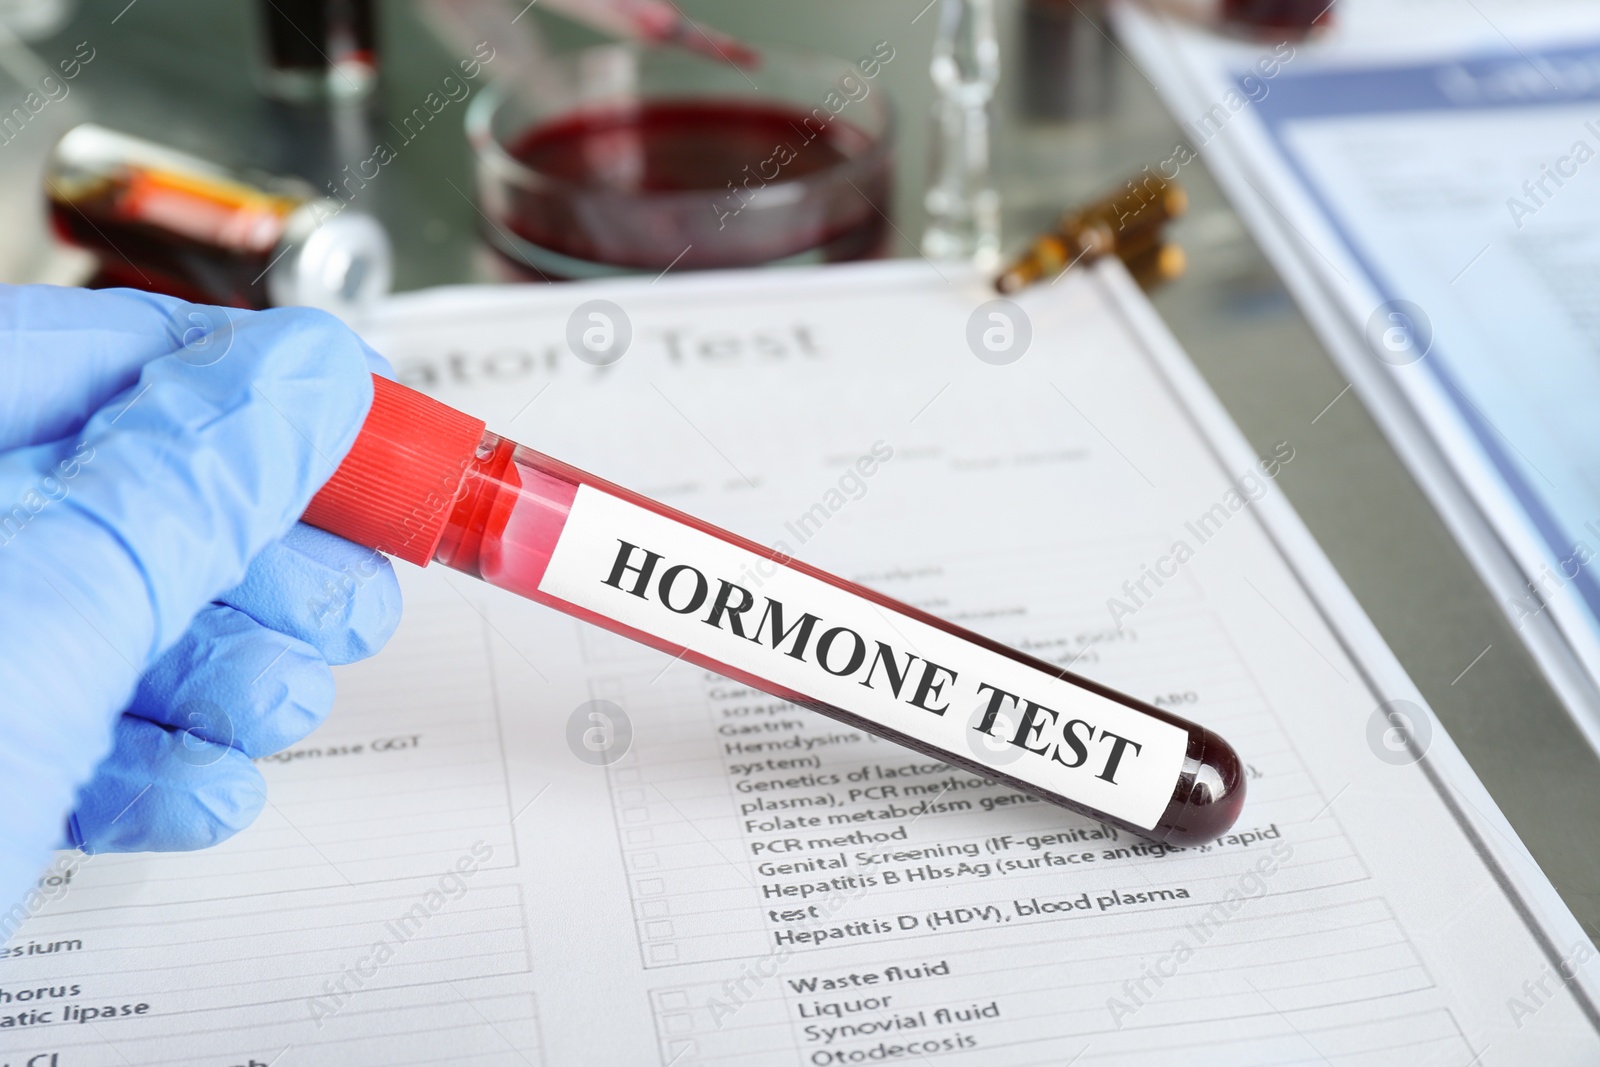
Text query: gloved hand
0 284 402 912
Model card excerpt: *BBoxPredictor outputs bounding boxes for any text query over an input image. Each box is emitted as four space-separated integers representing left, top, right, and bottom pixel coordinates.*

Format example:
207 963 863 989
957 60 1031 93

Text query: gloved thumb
0 303 373 907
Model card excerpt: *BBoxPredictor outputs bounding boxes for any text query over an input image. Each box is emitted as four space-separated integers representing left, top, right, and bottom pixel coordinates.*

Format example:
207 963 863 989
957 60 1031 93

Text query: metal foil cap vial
46 123 392 316
268 203 394 317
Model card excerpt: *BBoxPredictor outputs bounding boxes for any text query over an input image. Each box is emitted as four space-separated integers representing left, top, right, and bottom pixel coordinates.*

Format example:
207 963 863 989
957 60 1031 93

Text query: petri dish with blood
466 44 896 279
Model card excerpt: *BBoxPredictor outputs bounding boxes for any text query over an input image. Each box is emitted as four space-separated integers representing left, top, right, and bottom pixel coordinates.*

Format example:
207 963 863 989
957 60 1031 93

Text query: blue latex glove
0 284 402 912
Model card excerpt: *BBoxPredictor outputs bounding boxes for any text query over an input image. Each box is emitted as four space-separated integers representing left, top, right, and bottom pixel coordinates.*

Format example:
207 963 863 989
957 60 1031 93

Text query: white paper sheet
2 260 1594 1065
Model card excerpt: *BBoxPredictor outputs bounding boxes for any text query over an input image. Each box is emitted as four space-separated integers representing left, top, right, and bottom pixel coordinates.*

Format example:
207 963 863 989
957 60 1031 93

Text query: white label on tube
540 485 1190 830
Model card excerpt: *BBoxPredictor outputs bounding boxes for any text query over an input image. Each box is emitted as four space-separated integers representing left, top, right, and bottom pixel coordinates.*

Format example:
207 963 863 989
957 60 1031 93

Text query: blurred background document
2 261 1596 1064
1117 0 1600 751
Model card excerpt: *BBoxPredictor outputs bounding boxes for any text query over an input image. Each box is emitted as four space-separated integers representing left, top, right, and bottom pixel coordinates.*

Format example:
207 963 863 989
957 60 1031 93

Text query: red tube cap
303 374 487 566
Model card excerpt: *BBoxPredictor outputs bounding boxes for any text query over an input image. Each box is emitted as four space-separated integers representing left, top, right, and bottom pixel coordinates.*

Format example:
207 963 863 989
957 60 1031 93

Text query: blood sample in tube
304 377 1246 846
258 0 379 102
1220 0 1333 37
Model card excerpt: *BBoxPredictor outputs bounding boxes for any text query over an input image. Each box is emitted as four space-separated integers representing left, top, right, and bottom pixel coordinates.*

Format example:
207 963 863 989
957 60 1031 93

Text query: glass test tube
258 0 380 103
922 0 1001 268
1220 0 1333 37
303 377 1247 847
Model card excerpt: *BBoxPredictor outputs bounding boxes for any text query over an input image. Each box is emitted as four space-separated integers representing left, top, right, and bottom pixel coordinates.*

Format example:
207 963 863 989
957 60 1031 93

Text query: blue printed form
1235 41 1600 693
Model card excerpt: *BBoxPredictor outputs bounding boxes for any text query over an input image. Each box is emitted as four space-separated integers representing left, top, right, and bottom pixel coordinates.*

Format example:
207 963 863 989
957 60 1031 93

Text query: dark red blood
494 100 890 273
1220 0 1333 32
49 200 272 309
261 0 377 73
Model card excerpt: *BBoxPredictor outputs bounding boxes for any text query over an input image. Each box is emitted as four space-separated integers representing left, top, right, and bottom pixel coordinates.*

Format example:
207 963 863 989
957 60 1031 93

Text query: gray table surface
34 0 1600 942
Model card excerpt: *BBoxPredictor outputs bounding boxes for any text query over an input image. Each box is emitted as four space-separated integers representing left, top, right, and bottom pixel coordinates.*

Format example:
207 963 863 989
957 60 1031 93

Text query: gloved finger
66 715 266 854
18 302 375 664
0 301 372 905
220 523 402 666
126 604 335 758
0 284 393 452
365 344 395 379
0 285 190 452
